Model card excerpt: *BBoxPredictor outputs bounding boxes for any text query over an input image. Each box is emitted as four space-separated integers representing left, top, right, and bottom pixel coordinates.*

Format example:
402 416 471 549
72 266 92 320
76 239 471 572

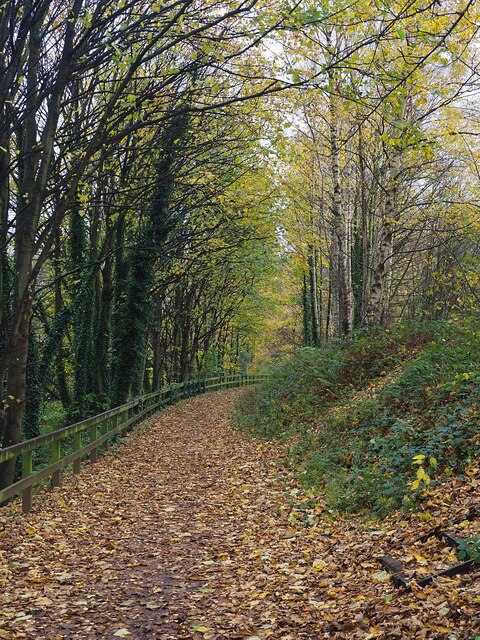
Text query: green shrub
39 400 68 434
458 537 480 564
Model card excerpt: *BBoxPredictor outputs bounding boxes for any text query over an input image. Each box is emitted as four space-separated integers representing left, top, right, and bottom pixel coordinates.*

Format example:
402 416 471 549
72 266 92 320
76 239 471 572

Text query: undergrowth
236 320 480 515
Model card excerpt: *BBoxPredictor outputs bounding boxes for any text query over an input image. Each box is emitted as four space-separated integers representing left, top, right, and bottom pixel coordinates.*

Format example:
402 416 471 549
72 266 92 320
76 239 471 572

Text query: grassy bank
236 321 480 515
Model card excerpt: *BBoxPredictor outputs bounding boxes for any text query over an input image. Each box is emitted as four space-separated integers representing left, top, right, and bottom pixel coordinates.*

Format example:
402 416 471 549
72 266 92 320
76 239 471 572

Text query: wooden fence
0 373 267 514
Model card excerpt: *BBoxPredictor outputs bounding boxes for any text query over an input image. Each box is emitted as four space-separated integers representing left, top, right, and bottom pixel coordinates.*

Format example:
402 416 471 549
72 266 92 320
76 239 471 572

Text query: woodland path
1 390 478 640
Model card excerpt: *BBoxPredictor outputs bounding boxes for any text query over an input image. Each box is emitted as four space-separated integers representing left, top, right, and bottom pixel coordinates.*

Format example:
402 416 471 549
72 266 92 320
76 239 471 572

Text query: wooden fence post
121 409 128 437
103 418 110 450
73 432 82 474
22 450 33 514
90 422 99 463
51 439 61 488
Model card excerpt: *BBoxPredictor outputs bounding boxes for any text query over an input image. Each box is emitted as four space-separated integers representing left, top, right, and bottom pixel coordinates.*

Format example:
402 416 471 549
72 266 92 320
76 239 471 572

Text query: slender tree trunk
365 153 401 325
329 87 353 335
0 10 42 486
0 123 10 415
358 130 371 323
94 231 113 397
302 272 312 346
152 298 163 390
308 247 321 345
54 227 71 408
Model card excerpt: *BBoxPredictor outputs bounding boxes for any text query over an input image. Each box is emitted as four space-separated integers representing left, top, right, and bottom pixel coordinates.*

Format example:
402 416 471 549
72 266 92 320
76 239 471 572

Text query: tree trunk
309 247 322 345
329 87 353 335
302 272 312 346
54 227 71 408
365 153 401 325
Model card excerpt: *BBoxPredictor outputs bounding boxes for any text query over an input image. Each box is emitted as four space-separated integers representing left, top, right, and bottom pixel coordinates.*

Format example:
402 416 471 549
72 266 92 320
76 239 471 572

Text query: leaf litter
0 390 478 639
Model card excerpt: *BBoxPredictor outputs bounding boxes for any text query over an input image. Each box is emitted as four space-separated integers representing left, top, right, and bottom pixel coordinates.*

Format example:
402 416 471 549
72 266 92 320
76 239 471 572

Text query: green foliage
31 401 69 471
236 346 343 439
70 269 96 421
340 320 438 387
458 537 480 564
237 321 480 515
382 323 480 409
237 320 435 440
70 203 87 271
110 110 189 405
39 401 68 434
410 453 436 490
23 328 42 440
110 241 155 404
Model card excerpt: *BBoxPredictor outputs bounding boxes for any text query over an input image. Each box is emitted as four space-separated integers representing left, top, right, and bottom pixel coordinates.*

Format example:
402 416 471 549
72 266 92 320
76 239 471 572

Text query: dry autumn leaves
0 390 478 639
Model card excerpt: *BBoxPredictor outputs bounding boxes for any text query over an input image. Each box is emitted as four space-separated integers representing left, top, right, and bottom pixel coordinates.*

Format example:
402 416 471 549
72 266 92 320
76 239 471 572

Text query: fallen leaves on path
0 390 478 639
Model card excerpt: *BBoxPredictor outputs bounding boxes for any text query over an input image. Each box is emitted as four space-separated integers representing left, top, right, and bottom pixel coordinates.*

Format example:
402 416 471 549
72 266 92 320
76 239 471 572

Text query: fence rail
0 373 267 513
